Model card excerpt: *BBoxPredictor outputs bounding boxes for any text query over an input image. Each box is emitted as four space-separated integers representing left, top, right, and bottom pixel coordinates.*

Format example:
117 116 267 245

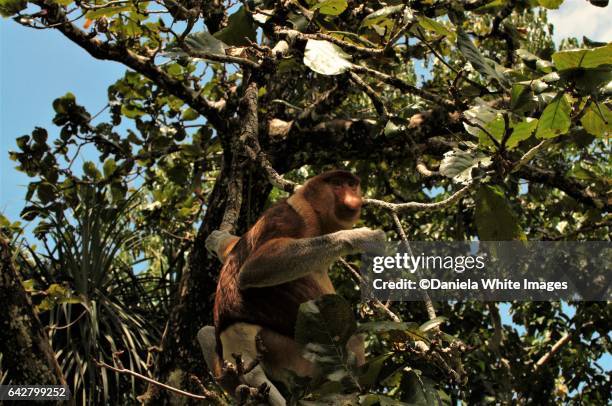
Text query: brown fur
213 170 362 349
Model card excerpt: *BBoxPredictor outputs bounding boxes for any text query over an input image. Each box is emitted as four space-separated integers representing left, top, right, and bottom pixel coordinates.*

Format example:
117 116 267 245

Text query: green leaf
475 185 525 240
313 0 348 16
164 31 228 60
535 93 572 139
506 118 538 149
537 0 563 9
419 316 447 332
83 161 102 180
480 115 506 146
580 103 611 138
360 5 403 28
358 321 420 334
85 5 132 19
121 104 145 119
0 0 26 17
103 158 117 178
516 49 553 73
181 108 199 121
37 182 56 205
510 83 532 112
213 7 257 46
552 43 612 71
303 39 353 75
439 148 492 184
357 353 392 387
417 16 456 42
52 92 76 114
457 30 510 88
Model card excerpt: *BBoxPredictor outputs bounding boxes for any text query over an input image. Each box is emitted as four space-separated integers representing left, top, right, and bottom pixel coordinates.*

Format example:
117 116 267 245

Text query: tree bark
0 234 66 398
143 165 271 404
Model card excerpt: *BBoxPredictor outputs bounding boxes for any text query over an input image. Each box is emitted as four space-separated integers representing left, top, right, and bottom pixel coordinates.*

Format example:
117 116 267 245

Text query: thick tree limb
0 234 67 388
517 165 610 211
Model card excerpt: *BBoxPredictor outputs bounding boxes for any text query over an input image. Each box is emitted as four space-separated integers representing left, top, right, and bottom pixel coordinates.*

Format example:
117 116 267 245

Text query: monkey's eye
347 179 358 188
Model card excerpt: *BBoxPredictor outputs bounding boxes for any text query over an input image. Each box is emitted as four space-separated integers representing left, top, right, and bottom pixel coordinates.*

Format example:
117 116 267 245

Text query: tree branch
32 0 227 131
517 165 610 211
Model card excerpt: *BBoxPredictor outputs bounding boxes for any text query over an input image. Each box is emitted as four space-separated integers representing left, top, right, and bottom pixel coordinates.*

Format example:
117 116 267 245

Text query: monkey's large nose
343 194 362 211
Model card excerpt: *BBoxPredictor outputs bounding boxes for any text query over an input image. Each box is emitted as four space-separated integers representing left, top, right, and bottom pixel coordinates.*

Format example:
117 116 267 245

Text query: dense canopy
0 0 610 404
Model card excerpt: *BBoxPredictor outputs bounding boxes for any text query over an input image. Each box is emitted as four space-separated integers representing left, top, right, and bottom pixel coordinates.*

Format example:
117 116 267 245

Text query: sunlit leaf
303 40 353 75
313 0 348 16
580 103 611 138
475 185 525 240
552 43 612 71
535 93 571 139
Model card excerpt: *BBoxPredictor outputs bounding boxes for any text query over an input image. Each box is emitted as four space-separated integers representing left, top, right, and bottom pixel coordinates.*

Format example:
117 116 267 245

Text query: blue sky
0 22 127 221
0 0 609 372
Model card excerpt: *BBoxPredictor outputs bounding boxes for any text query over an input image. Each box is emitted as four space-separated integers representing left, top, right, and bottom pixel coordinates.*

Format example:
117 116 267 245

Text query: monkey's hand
206 230 239 263
340 227 387 255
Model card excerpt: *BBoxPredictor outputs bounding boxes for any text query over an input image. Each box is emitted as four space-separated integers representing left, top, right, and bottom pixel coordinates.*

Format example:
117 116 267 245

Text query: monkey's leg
220 323 287 406
197 326 218 373
257 328 316 382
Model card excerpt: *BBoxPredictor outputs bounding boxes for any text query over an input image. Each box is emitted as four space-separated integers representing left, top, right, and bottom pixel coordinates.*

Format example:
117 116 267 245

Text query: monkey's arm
239 227 385 289
206 230 240 263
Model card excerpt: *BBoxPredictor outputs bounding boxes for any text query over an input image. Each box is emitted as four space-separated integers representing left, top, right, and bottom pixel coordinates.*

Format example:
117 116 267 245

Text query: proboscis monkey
198 170 386 405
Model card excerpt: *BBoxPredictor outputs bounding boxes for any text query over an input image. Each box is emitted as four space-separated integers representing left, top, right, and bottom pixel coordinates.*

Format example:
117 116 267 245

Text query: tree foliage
0 0 610 404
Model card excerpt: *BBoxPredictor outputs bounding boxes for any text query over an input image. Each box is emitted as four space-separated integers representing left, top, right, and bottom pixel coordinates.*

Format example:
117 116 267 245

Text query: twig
534 322 593 371
351 64 455 109
364 182 474 212
339 258 402 323
349 72 389 119
510 139 552 173
533 333 571 371
94 359 227 404
275 27 385 55
390 212 437 321
415 158 438 177
180 46 261 68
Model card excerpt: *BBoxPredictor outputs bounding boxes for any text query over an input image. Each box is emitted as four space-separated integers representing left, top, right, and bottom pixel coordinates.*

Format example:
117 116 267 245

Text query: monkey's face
303 170 363 233
328 177 362 228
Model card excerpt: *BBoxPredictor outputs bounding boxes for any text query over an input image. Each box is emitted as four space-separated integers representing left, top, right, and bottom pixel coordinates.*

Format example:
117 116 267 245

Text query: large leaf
463 101 499 136
304 40 353 75
85 5 132 19
457 30 510 88
164 31 228 60
516 49 553 73
360 5 403 28
417 16 456 42
475 185 525 240
506 118 539 149
552 43 612 71
213 7 257 46
535 93 571 139
313 0 348 16
580 103 611 138
439 148 492 184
